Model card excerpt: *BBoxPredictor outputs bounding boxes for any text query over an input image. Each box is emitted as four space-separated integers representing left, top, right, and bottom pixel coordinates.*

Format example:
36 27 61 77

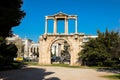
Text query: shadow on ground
0 67 60 80
97 68 120 74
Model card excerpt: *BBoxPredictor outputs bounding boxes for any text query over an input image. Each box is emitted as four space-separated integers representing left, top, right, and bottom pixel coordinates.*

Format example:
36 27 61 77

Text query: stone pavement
0 66 115 80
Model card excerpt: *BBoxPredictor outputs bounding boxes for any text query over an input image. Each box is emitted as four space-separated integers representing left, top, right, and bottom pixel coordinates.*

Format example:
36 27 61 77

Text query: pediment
54 12 68 17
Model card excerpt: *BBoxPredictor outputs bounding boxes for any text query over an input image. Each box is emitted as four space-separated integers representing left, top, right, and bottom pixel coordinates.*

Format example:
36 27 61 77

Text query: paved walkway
0 66 115 80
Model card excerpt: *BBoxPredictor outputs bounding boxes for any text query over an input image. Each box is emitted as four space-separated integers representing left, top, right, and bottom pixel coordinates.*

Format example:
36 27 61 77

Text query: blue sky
12 0 120 42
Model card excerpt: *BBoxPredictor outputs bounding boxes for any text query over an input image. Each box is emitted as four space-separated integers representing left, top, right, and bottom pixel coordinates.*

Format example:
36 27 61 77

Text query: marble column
75 17 78 34
45 16 48 34
65 18 68 34
54 18 57 34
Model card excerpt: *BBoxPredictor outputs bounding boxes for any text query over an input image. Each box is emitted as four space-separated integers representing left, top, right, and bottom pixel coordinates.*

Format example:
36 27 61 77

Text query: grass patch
102 74 120 80
11 61 22 69
50 64 69 67
23 62 89 68
50 64 83 68
40 64 85 68
23 62 38 65
88 66 112 69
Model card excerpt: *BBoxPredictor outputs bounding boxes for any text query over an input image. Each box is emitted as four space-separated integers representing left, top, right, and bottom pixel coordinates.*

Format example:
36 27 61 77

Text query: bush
11 61 22 69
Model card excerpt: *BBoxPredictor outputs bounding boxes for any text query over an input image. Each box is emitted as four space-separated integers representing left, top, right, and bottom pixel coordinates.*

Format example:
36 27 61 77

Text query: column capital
45 16 48 19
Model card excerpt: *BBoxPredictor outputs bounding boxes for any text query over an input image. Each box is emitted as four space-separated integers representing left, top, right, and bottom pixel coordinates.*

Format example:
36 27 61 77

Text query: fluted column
54 18 57 34
65 18 68 34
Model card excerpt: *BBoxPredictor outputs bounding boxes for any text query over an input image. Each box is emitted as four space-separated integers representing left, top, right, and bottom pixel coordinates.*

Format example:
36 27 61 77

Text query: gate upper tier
45 12 78 34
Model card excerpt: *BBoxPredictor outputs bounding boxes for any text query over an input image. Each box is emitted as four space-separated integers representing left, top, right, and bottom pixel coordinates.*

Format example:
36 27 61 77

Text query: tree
0 0 25 67
79 29 120 67
0 0 25 37
0 38 18 66
79 39 109 66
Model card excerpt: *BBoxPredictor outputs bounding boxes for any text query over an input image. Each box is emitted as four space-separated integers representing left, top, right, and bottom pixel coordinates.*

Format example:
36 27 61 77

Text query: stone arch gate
39 12 84 66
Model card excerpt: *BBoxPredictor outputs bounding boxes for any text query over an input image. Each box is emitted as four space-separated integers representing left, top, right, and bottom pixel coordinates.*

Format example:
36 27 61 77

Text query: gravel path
0 66 115 80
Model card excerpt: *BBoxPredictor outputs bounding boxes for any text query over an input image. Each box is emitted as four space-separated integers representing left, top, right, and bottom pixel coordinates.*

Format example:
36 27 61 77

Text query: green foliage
79 29 120 67
0 38 18 66
102 74 120 80
0 0 25 69
0 0 25 37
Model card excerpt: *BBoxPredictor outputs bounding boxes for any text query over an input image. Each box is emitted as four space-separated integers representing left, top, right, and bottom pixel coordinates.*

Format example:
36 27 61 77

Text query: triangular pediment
54 12 68 16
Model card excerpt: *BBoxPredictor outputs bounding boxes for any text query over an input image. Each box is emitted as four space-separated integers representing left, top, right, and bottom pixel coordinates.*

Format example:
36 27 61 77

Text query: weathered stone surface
39 34 84 66
39 12 97 66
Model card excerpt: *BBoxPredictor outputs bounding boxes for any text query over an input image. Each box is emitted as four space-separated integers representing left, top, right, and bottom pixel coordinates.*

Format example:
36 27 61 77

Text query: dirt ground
0 66 117 80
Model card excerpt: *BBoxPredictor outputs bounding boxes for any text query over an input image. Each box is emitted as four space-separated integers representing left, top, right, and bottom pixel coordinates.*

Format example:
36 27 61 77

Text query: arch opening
50 39 71 64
